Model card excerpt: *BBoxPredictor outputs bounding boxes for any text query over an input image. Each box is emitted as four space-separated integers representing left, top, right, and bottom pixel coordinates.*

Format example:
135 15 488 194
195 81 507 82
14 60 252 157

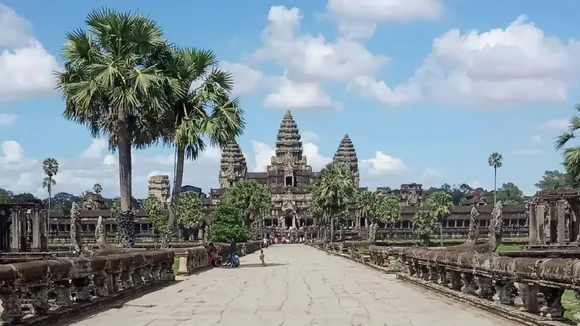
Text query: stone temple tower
333 134 360 188
219 140 247 189
274 110 304 161
148 175 170 203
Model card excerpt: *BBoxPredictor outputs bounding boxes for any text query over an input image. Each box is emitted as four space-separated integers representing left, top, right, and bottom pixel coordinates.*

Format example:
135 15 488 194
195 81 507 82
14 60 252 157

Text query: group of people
207 241 265 268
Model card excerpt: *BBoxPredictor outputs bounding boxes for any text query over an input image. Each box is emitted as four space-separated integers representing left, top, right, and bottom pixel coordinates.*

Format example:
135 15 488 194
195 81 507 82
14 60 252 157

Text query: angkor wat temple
0 111 529 249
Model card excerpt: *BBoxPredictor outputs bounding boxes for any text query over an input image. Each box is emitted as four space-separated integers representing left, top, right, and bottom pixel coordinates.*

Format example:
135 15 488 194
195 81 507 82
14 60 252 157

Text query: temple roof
275 110 303 158
220 140 246 169
333 134 359 174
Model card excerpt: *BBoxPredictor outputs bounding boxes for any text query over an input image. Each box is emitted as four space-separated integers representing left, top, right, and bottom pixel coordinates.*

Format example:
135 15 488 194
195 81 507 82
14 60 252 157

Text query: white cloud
360 151 407 176
327 0 444 39
302 130 318 143
0 139 222 198
414 15 580 107
514 135 543 156
263 77 337 109
220 61 263 95
0 113 17 125
0 4 59 101
348 76 421 107
419 168 441 187
538 119 568 132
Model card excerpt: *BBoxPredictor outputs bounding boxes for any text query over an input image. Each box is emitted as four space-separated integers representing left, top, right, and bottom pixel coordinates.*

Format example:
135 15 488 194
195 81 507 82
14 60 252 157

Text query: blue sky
0 0 578 198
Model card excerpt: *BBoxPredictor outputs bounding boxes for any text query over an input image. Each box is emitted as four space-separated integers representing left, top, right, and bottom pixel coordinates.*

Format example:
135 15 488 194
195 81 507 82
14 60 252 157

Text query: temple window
285 176 294 186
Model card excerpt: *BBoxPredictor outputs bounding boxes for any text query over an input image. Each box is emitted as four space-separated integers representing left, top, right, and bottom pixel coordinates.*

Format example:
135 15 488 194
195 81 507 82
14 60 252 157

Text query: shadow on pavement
237 263 288 268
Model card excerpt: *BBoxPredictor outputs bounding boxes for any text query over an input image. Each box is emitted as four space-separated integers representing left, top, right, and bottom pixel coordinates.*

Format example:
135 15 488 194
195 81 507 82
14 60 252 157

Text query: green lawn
496 244 521 252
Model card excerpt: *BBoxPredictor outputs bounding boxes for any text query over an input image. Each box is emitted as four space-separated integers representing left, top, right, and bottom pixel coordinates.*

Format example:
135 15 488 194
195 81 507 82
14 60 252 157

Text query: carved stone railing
385 246 579 321
0 250 174 325
172 241 261 275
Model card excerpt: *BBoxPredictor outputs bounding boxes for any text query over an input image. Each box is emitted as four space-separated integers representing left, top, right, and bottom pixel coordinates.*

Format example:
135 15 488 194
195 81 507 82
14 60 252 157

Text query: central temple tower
267 111 314 228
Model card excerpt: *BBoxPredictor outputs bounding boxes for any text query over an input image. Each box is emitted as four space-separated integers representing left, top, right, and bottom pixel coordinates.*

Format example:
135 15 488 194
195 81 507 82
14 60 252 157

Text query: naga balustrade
378 246 580 320
0 250 174 324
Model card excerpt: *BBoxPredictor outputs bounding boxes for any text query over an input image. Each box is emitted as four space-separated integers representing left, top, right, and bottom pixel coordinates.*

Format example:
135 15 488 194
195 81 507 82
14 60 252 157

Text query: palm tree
227 180 271 237
488 152 503 204
555 105 580 187
157 48 245 248
56 8 170 247
93 183 102 195
356 190 378 228
42 158 59 225
426 191 453 246
376 195 402 237
311 162 356 242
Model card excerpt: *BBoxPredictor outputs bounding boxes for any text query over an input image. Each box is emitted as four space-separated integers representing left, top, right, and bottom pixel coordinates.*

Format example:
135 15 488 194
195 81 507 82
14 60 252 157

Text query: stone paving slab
72 245 522 326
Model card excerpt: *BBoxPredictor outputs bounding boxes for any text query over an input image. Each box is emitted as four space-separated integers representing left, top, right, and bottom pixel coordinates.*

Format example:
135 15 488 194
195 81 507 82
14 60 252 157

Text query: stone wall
0 250 175 325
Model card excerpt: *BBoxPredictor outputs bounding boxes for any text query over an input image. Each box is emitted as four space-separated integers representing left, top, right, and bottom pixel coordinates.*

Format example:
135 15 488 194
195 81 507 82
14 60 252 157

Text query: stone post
10 209 19 251
19 209 28 252
32 209 40 250
536 203 546 244
557 199 567 245
40 209 48 251
528 203 537 244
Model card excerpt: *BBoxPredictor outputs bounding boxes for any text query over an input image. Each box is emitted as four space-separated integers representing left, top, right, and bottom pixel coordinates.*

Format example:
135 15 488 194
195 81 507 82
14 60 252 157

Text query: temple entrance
284 211 294 229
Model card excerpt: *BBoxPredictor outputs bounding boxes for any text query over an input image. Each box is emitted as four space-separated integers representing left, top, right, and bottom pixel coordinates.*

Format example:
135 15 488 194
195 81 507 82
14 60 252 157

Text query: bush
210 202 249 243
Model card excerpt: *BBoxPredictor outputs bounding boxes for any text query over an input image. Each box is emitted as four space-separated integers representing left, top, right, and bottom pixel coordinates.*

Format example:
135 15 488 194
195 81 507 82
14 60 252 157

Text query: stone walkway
73 245 521 326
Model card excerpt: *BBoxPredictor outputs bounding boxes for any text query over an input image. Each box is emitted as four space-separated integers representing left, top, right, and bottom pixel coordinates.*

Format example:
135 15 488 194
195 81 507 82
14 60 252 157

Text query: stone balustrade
0 250 174 325
384 246 580 321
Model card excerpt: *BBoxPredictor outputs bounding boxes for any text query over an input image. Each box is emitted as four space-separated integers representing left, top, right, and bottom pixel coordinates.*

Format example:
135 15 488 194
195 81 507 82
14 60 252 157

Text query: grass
172 259 179 275
562 290 579 322
496 244 521 253
357 247 370 254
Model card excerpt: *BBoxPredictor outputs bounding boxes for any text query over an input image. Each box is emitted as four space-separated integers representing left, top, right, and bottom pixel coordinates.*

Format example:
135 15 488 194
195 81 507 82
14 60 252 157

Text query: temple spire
333 134 359 187
275 110 303 158
219 140 247 188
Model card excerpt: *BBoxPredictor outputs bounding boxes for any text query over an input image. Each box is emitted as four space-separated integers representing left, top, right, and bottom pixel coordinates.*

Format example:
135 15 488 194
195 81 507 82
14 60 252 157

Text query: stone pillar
536 203 546 244
32 209 40 250
10 209 19 251
528 203 537 244
18 209 28 252
557 200 567 245
40 209 48 251
292 216 296 228
549 201 557 243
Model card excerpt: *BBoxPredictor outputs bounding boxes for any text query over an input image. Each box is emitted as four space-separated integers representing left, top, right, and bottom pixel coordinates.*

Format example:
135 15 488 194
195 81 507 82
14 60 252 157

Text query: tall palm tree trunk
439 220 443 246
493 167 497 205
117 115 135 248
330 216 335 242
163 145 185 249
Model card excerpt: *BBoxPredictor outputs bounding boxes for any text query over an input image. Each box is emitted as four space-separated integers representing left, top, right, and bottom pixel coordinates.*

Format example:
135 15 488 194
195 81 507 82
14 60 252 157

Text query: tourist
259 249 266 266
262 236 268 248
207 243 218 267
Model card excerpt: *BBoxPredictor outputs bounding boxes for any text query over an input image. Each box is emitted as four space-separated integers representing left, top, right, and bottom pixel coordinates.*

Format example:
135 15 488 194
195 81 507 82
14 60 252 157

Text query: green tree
42 158 59 223
158 48 245 248
210 202 249 243
93 183 102 195
356 190 378 227
426 191 453 246
376 195 402 236
227 180 271 236
177 191 204 236
555 105 580 187
311 162 356 241
56 9 170 247
488 182 524 204
535 170 571 190
142 196 167 236
0 188 13 204
488 152 503 204
412 210 437 245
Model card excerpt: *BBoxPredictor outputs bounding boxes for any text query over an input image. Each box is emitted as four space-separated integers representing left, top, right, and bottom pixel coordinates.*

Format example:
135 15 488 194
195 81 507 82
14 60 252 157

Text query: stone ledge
19 280 176 326
309 244 400 274
396 273 567 326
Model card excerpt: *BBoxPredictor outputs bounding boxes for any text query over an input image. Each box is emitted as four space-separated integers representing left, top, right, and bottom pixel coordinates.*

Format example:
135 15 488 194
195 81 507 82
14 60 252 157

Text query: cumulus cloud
327 0 444 39
0 3 59 101
0 113 17 125
263 77 337 109
514 135 543 156
220 61 264 95
0 139 222 198
361 151 408 176
538 119 568 132
413 15 580 107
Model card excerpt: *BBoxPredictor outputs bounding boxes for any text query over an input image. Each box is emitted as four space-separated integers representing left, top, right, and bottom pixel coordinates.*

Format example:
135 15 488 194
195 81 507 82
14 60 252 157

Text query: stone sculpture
70 202 82 255
465 206 480 245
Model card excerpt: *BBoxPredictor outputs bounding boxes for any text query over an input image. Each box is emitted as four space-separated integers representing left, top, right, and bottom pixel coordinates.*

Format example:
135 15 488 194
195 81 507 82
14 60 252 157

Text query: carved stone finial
465 206 480 245
70 202 82 255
